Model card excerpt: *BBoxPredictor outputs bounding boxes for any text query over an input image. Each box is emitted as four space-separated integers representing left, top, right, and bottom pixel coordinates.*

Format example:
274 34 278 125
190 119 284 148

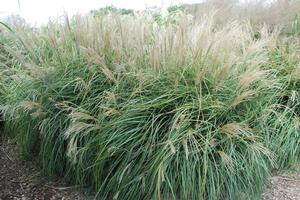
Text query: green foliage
167 5 183 13
90 6 134 17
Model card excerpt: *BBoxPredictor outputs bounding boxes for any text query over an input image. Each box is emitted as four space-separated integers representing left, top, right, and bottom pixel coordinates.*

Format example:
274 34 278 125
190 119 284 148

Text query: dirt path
0 129 91 200
0 126 299 200
262 168 300 200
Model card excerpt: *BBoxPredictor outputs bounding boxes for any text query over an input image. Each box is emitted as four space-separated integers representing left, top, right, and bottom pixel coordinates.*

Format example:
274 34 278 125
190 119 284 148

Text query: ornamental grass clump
255 41 300 168
0 10 298 200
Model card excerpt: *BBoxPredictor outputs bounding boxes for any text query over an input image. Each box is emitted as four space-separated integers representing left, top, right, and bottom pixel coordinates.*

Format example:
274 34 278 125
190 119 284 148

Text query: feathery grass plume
184 0 300 34
231 90 257 107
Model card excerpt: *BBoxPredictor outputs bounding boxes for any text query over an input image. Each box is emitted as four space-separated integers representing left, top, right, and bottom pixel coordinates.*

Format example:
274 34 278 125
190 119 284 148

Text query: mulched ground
262 168 300 200
0 125 92 200
0 123 299 200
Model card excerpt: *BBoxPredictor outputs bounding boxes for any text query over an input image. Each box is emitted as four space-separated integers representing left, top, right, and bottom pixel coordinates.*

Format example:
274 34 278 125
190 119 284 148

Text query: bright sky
0 0 203 25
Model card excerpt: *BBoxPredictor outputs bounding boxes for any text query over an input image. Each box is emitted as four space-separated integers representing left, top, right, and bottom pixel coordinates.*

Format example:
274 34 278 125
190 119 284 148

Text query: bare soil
0 126 92 200
262 167 300 200
0 124 299 200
